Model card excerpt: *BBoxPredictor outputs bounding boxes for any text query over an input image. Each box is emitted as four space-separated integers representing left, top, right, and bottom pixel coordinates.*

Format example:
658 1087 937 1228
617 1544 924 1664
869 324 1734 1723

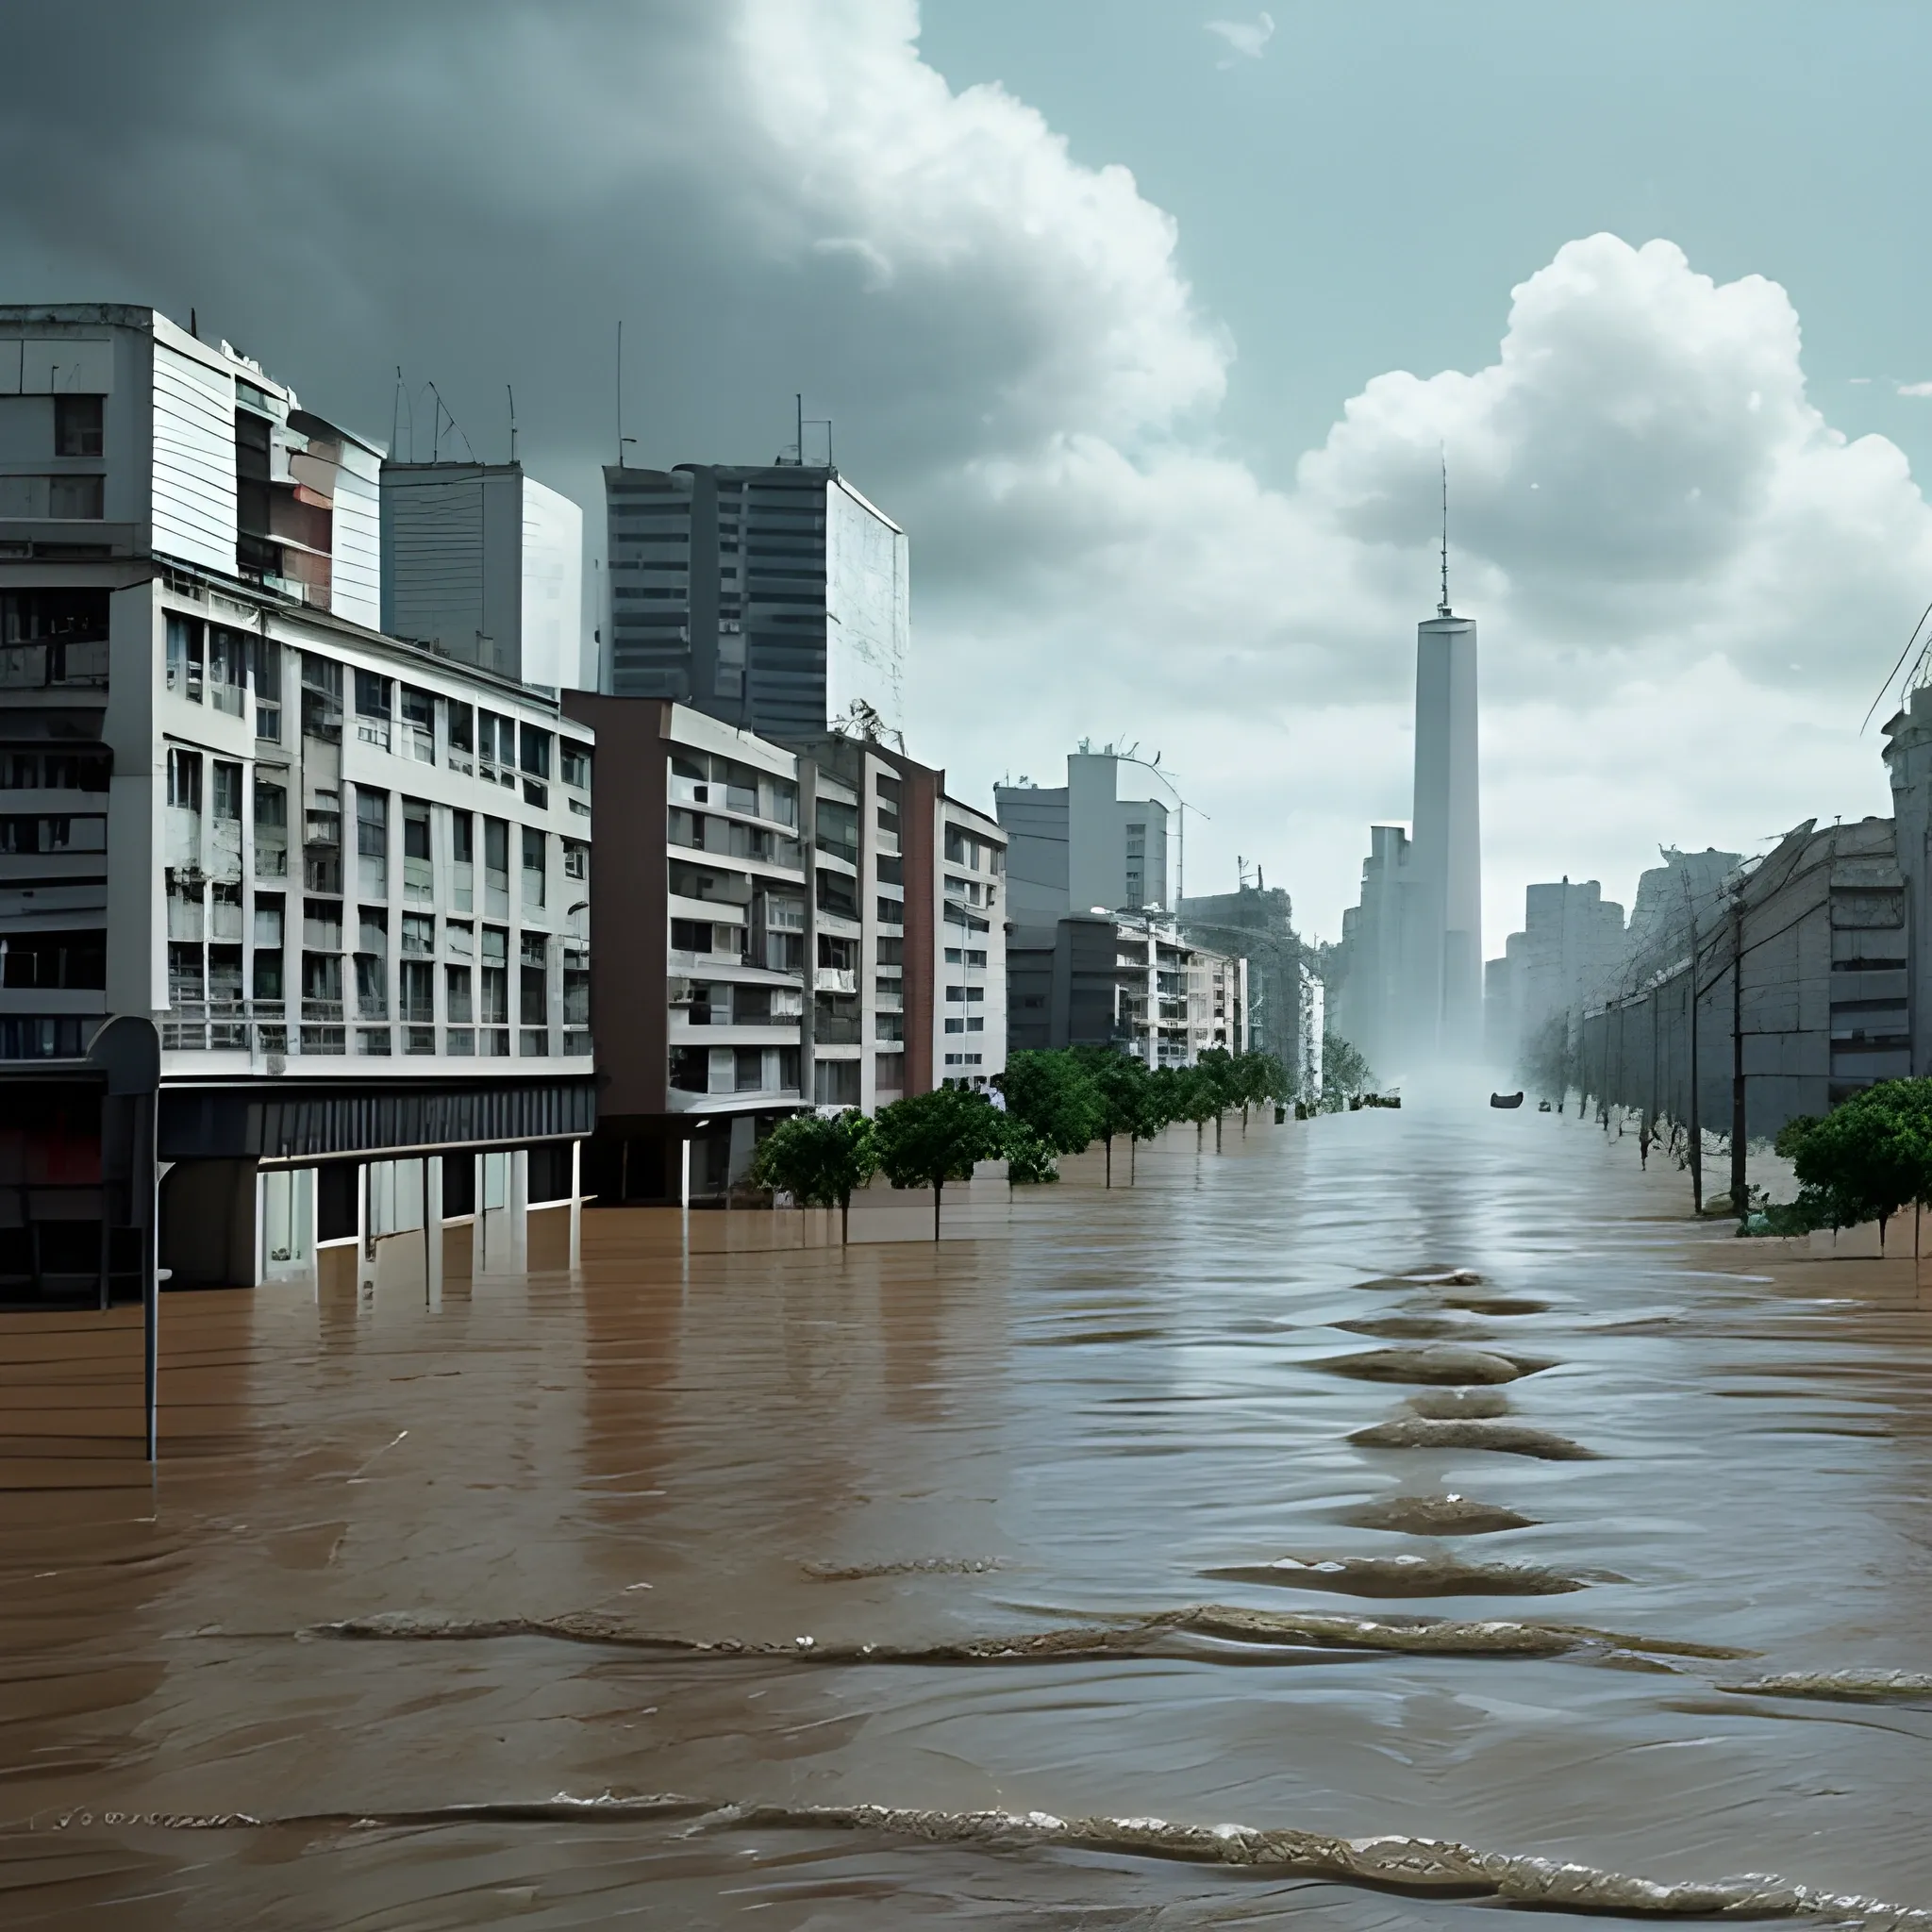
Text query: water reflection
4 1105 1932 1926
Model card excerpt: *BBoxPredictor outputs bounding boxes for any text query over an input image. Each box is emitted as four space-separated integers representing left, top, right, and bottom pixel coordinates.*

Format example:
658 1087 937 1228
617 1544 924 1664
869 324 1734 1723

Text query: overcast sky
6 0 1932 952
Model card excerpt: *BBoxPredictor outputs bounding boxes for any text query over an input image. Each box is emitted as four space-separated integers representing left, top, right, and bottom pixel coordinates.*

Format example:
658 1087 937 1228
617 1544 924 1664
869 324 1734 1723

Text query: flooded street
6 1104 1932 1927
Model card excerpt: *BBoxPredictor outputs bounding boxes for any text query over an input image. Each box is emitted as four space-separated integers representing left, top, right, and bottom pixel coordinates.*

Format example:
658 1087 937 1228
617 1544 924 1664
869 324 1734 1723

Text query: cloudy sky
6 0 1932 951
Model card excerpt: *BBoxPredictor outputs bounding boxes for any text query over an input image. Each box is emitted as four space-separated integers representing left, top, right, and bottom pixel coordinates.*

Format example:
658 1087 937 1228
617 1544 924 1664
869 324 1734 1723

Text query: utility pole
1730 885 1747 1224
1684 874 1702 1214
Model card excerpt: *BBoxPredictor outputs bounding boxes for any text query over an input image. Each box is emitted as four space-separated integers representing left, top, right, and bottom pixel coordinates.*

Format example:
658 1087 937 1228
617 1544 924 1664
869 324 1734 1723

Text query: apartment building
0 305 592 1306
564 691 1009 1200
1007 909 1243 1067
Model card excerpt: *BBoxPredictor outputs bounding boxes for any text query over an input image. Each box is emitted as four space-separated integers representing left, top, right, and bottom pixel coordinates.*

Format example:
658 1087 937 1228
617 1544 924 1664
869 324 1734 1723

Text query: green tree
748 1109 878 1245
1321 1032 1374 1111
873 1085 1008 1240
1772 1082 1932 1244
999 1114 1061 1185
1167 1063 1216 1150
995 1050 1105 1156
1196 1046 1241 1150
1072 1044 1158 1187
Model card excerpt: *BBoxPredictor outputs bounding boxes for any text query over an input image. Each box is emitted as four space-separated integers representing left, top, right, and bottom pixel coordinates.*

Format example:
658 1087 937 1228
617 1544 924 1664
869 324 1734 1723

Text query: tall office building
1408 606 1482 1058
601 461 907 743
1328 594 1484 1076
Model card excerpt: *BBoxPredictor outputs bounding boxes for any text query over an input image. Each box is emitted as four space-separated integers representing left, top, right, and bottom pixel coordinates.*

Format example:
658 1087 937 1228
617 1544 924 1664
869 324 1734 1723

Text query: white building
1328 595 1484 1076
0 304 593 1307
380 461 582 692
996 745 1173 928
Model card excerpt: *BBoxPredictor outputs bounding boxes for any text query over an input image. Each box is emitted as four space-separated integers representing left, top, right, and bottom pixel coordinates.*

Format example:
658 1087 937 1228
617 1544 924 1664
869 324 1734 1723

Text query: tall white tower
1407 581 1483 1059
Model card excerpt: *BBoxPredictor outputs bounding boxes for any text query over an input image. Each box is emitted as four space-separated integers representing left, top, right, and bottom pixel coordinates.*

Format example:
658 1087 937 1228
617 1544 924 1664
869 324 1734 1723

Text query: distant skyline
5 0 1931 952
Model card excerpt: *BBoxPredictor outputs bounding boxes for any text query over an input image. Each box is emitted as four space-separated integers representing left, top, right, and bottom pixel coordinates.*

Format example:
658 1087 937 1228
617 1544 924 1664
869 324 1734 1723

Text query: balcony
814 967 857 994
814 1015 863 1045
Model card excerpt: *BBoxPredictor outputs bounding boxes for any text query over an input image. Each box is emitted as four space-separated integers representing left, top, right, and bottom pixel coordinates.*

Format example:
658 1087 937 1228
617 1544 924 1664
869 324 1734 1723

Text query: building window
166 616 204 702
354 669 392 749
356 790 388 897
46 475 104 520
166 748 202 811
210 760 242 822
563 839 588 881
446 702 475 774
561 741 591 789
400 685 435 762
207 626 246 717
300 654 342 742
522 825 546 908
483 816 509 915
401 912 434 956
249 636 281 741
54 394 103 458
445 962 474 1023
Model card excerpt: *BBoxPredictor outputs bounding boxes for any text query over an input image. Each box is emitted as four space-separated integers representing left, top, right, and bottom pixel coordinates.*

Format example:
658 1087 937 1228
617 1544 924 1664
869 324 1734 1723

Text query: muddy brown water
5 1106 1932 1927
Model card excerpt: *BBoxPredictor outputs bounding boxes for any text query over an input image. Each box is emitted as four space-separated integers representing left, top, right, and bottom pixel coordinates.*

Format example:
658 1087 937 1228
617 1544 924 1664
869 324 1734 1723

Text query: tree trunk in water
933 1179 942 1242
1130 1136 1137 1184
1196 1120 1204 1151
841 1193 850 1246
1215 1113 1223 1153
1105 1137 1112 1189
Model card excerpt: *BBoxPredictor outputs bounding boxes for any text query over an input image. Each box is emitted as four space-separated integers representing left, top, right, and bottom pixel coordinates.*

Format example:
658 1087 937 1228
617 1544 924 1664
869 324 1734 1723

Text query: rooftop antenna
1438 447 1453 618
616 321 625 468
507 385 518 465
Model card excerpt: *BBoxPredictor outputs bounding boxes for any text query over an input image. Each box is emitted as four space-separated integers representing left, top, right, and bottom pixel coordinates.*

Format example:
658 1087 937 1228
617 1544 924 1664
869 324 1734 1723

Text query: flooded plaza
5 1103 1932 1927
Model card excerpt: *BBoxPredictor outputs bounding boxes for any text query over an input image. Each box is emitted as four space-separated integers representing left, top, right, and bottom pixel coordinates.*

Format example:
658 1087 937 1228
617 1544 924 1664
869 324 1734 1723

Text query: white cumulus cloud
1 0 1926 956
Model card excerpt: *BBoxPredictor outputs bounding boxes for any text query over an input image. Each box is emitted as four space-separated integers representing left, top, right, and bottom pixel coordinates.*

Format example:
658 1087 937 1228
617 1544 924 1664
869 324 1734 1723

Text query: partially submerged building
569 601 1006 1202
1573 690 1932 1139
0 305 593 1307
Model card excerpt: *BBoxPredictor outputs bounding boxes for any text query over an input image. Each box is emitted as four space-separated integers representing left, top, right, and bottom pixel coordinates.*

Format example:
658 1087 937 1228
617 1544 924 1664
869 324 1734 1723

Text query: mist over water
5 1104 1932 1927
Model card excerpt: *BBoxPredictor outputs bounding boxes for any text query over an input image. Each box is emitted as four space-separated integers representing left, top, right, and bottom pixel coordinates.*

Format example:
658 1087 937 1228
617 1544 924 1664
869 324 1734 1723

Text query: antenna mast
1438 450 1452 618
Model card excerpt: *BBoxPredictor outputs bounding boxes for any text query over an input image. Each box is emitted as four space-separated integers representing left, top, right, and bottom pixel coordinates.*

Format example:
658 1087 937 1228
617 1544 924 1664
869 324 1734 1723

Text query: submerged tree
995 1050 1106 1158
749 1109 878 1245
872 1085 1008 1240
1072 1045 1159 1187
1321 1033 1374 1110
1770 1081 1932 1244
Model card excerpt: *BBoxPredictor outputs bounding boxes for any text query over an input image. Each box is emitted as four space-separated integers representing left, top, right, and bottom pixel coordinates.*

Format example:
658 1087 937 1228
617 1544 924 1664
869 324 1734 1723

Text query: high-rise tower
1406 593 1483 1059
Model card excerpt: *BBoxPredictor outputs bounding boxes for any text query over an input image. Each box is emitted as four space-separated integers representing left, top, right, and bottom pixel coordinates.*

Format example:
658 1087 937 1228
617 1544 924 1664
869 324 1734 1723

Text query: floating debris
1442 1296 1551 1317
803 1557 1007 1581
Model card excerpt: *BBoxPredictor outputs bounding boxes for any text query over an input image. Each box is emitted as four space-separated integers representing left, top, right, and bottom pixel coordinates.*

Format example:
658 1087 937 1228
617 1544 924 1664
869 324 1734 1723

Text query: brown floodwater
5 1106 1932 1928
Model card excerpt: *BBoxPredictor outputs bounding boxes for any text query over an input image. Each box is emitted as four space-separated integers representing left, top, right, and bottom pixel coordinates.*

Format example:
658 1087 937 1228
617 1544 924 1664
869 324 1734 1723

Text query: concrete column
475 1152 488 1273
508 1147 528 1272
568 1139 583 1272
356 1161 375 1291
424 1154 443 1308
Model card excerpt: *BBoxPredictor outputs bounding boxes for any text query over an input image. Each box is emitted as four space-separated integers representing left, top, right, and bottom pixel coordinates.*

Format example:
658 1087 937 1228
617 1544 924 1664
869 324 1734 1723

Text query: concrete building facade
0 305 594 1307
600 461 906 742
562 692 1008 1205
1007 909 1244 1067
1179 880 1309 1083
996 747 1172 926
380 460 581 693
